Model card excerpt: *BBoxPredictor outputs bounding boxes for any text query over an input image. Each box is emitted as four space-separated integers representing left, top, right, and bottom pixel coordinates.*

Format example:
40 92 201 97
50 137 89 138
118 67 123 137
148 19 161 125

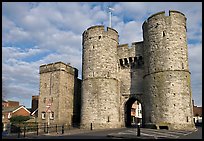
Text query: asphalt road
178 126 202 139
2 126 202 139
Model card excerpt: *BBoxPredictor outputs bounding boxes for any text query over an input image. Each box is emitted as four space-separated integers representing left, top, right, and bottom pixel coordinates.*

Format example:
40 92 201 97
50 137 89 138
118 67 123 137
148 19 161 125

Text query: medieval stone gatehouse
38 10 195 131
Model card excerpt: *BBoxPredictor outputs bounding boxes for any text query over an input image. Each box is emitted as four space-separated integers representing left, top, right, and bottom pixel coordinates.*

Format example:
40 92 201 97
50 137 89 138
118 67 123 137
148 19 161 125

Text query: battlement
117 42 143 58
142 10 186 29
39 61 77 75
84 25 118 34
147 11 165 21
82 25 118 44
117 41 144 69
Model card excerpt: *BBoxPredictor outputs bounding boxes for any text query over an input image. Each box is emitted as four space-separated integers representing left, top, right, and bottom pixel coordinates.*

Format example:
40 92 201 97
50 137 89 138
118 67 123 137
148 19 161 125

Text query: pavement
2 126 201 139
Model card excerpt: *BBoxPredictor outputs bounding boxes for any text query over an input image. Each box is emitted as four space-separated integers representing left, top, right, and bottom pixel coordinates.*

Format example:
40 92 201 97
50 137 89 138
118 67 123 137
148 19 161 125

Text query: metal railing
9 123 75 138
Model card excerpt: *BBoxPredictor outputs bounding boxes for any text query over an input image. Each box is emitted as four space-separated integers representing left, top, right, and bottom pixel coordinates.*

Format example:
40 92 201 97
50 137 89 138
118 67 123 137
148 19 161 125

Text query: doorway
125 97 142 127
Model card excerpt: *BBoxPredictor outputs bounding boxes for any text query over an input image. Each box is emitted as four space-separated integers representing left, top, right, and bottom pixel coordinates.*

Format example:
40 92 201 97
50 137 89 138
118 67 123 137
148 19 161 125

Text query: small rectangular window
50 112 54 120
119 59 123 66
44 98 46 103
124 58 128 65
42 112 46 120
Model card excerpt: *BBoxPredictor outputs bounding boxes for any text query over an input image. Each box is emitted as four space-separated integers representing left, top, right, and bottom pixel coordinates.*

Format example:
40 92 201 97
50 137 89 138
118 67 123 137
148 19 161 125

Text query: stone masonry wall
81 26 121 129
142 10 195 130
117 42 144 96
38 62 77 126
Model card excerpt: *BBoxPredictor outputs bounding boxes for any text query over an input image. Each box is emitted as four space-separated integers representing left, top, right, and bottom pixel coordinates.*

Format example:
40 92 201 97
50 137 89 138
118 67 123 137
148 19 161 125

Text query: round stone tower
142 10 195 130
81 26 121 129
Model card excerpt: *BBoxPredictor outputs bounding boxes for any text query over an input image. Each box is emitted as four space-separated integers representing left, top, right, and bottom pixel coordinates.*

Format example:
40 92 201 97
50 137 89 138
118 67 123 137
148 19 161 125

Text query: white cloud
2 2 202 107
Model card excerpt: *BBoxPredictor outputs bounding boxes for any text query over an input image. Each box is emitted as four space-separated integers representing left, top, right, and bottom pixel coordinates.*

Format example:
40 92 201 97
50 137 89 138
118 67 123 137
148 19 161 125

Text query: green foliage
9 115 31 124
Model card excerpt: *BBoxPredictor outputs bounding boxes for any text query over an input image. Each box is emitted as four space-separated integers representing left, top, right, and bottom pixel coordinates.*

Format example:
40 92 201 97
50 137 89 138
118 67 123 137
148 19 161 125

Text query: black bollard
62 124 64 134
23 126 26 138
44 123 46 133
47 123 49 133
90 123 92 130
56 124 57 133
17 127 20 138
137 124 140 136
36 124 38 136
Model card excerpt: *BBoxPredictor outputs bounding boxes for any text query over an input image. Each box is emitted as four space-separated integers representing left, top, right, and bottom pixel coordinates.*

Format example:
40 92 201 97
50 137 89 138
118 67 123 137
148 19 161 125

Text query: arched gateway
124 94 145 127
38 10 195 131
81 10 195 131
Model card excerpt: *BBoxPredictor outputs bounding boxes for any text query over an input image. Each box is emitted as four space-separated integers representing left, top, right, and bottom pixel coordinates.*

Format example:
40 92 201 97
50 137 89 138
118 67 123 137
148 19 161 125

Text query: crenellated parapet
82 25 118 46
117 42 144 68
39 61 77 76
142 10 186 31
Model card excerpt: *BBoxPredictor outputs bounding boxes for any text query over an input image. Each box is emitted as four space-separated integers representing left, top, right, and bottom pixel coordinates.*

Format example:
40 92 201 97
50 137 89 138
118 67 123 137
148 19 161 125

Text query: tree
9 116 31 133
9 116 31 124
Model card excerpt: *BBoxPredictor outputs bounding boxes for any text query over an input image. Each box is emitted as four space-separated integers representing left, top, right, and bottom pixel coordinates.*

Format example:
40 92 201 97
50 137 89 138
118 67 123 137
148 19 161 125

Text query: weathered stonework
81 10 195 131
38 10 195 131
38 62 81 126
81 26 121 129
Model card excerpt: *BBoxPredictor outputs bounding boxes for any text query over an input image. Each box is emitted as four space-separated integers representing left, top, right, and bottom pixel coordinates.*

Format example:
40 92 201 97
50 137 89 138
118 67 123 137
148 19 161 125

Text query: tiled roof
2 106 20 112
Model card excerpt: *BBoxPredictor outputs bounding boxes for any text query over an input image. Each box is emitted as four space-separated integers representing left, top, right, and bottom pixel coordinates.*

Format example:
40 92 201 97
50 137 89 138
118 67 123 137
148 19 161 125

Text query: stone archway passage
124 97 143 127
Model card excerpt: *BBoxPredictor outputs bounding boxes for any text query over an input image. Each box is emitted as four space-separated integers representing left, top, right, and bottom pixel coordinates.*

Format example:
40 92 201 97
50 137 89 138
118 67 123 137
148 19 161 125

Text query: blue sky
2 2 202 108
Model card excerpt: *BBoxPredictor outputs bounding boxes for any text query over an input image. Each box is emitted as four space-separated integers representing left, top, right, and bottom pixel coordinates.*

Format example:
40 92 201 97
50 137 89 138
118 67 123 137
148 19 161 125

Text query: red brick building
2 100 19 108
2 101 31 132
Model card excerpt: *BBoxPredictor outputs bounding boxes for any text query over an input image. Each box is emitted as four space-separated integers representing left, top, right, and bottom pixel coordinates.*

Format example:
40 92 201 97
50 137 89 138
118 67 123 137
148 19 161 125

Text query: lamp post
46 99 52 133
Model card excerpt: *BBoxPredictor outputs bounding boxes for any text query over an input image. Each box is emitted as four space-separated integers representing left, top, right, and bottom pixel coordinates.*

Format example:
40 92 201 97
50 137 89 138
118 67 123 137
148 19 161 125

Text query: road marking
140 130 179 138
142 128 192 136
115 128 194 139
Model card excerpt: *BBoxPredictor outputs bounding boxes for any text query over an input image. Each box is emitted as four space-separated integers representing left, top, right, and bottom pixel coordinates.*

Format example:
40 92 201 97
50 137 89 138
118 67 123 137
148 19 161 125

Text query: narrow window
163 31 165 37
42 112 46 120
50 112 54 120
187 116 189 122
93 45 94 49
107 72 110 77
155 23 159 28
44 98 46 103
129 57 133 63
119 59 123 66
99 36 101 39
134 57 137 62
107 116 110 122
182 63 184 69
124 58 128 65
